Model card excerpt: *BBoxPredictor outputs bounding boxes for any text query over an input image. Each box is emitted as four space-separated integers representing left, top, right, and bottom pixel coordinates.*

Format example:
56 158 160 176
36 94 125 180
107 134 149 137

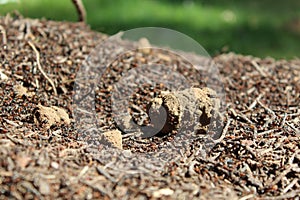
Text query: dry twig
251 60 268 77
214 118 232 143
72 0 87 22
97 166 117 183
261 189 300 200
0 25 7 45
28 41 57 95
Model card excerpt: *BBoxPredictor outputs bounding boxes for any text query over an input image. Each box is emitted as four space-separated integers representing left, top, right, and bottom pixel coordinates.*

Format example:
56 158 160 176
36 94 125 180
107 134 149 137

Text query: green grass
1 0 300 59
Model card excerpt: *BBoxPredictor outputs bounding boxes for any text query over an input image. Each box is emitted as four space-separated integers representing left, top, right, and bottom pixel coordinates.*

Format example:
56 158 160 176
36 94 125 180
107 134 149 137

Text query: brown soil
0 14 299 199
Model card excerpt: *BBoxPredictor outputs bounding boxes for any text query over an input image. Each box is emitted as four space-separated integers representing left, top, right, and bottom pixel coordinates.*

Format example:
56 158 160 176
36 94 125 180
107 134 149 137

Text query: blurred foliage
0 0 300 59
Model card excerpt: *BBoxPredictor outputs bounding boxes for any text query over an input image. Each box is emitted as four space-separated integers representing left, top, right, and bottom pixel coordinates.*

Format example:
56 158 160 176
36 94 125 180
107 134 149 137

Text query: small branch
256 129 276 137
239 194 256 200
78 165 89 178
72 0 87 22
267 165 294 188
260 189 300 200
28 41 57 96
251 60 268 77
248 93 264 110
280 113 287 128
214 118 232 143
257 100 276 118
80 179 110 197
286 122 300 134
257 100 276 127
97 166 117 183
6 133 26 146
0 25 7 45
230 108 254 125
282 178 298 193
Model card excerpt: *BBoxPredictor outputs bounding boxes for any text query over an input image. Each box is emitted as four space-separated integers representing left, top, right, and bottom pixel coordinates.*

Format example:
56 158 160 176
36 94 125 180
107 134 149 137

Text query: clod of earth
33 105 70 129
14 84 35 98
0 70 8 82
138 37 151 54
102 130 123 149
148 87 220 136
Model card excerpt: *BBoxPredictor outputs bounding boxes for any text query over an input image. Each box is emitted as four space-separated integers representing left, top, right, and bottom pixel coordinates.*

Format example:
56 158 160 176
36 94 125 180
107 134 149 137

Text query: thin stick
0 25 7 45
28 41 57 96
257 99 276 127
229 108 254 125
286 122 300 134
78 165 89 178
256 129 276 137
80 179 110 197
251 60 268 77
280 113 287 128
282 178 298 193
239 194 256 200
257 100 276 118
268 165 293 188
6 133 26 146
72 0 87 22
214 118 232 143
248 93 264 110
260 189 300 200
97 166 117 183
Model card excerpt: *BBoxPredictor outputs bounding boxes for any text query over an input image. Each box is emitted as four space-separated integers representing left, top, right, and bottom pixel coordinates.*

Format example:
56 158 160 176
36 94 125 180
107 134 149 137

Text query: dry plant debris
0 14 299 199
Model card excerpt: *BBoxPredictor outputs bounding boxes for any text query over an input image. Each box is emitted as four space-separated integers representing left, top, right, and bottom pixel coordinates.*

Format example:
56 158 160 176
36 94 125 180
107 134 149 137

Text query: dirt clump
33 105 70 129
102 130 123 149
148 87 220 135
14 84 35 98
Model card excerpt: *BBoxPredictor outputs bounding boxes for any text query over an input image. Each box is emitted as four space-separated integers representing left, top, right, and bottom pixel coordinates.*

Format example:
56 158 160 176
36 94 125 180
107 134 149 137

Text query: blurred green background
1 0 300 59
